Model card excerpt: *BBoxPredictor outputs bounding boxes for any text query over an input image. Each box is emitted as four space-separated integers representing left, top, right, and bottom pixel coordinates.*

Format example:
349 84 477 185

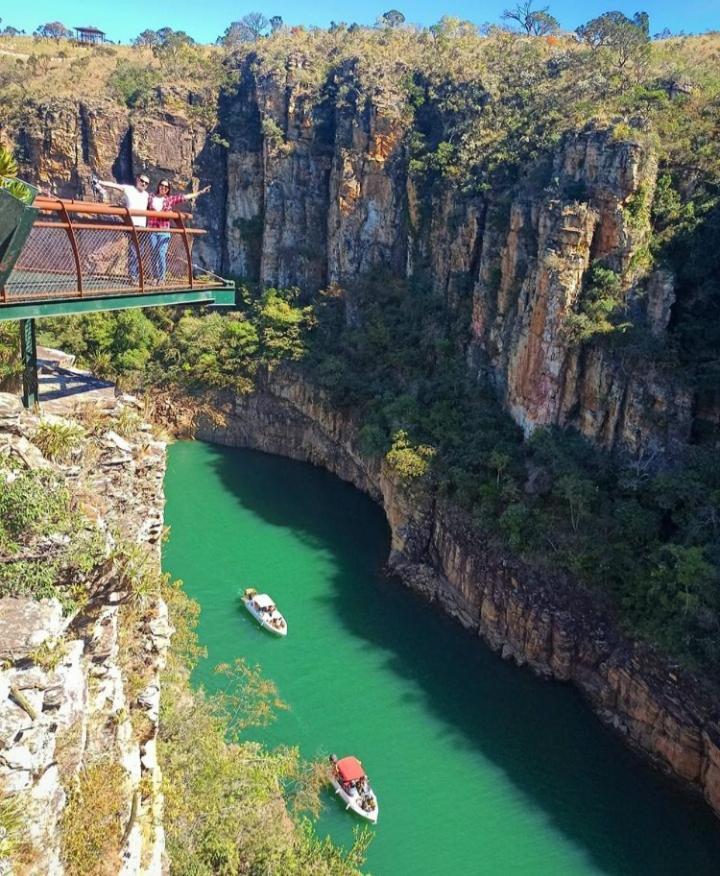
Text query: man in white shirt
96 173 151 283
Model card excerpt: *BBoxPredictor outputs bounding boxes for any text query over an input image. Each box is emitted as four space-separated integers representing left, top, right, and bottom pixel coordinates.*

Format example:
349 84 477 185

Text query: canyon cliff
156 371 720 821
6 60 716 459
3 34 719 831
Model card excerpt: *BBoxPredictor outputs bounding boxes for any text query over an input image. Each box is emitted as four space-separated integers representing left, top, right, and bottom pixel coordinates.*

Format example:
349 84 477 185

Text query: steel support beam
0 286 236 322
19 317 38 408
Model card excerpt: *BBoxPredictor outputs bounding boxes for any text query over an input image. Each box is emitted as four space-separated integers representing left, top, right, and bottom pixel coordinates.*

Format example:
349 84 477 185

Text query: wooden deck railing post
58 201 83 296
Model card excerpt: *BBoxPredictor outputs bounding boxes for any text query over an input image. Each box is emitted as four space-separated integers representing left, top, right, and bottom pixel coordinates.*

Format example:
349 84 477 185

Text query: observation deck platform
0 196 235 320
0 190 235 405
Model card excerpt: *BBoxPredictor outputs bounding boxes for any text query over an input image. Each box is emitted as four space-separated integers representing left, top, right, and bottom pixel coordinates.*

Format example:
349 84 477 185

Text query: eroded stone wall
0 394 170 874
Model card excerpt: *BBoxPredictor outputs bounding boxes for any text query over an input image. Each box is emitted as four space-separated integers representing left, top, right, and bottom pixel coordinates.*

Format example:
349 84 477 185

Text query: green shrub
385 429 436 482
33 419 85 461
0 323 22 389
0 795 25 862
109 60 162 108
114 407 143 438
0 143 34 203
562 263 628 344
261 116 284 143
624 181 652 229
27 637 68 671
39 310 163 383
0 466 104 607
0 468 71 547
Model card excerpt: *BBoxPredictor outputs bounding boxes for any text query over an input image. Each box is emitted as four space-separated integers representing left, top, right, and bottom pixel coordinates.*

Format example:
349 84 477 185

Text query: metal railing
1 197 225 304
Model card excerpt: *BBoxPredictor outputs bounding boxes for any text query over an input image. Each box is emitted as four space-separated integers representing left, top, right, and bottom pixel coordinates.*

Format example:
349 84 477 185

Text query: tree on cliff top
218 13 271 46
380 10 406 28
132 29 159 48
576 11 650 71
501 1 559 36
132 27 195 52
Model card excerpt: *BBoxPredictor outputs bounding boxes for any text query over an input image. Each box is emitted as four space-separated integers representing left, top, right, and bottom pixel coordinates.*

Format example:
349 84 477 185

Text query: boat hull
331 777 379 823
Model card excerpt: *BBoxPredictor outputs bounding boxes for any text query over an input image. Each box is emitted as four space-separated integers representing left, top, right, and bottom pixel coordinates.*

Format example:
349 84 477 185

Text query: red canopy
337 756 365 782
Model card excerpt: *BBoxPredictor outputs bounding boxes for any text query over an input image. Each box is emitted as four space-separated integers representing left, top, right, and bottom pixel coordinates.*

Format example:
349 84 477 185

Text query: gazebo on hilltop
74 26 106 44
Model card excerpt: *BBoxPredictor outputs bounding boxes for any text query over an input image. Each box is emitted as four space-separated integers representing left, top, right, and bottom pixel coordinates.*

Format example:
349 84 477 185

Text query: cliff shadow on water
201 441 720 876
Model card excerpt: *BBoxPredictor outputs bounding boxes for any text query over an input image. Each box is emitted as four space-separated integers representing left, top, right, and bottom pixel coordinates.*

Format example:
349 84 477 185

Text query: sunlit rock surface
0 395 169 874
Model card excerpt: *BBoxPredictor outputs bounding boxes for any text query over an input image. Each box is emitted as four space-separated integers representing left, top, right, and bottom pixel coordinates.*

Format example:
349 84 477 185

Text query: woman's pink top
148 194 186 229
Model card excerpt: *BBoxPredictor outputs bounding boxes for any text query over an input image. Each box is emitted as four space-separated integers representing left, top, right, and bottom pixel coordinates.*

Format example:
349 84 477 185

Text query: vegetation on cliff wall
0 462 104 608
32 271 720 676
307 275 720 675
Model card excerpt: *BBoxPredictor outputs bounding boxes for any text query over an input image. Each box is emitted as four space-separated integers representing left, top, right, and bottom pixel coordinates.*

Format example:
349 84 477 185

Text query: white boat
329 755 379 823
241 588 287 637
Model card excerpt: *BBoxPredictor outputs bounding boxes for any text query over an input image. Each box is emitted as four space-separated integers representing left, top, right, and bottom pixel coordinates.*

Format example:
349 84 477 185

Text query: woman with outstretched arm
148 180 211 283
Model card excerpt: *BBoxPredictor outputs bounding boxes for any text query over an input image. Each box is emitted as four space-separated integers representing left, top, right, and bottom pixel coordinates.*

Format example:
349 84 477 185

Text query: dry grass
61 760 129 876
0 37 146 100
0 35 222 119
2 29 720 140
55 719 85 786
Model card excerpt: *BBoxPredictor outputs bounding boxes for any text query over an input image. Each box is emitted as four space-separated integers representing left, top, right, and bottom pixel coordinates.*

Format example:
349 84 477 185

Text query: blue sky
4 1 719 44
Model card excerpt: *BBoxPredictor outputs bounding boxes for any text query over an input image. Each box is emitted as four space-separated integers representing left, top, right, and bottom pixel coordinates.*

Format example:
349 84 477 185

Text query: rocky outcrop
168 371 720 820
0 395 170 874
11 100 209 200
468 133 695 457
208 66 700 457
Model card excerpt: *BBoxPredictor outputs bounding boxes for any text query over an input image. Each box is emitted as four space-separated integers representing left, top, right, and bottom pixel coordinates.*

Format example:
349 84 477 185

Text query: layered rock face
207 69 701 459
469 136 694 456
12 100 208 199
0 395 170 874
169 371 720 820
6 69 713 457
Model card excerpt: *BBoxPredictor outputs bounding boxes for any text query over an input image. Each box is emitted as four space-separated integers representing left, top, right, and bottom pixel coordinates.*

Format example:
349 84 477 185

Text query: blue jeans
128 239 140 283
151 232 171 282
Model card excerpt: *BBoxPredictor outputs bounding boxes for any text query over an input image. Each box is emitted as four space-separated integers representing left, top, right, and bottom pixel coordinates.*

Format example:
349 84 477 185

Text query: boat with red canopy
329 754 379 823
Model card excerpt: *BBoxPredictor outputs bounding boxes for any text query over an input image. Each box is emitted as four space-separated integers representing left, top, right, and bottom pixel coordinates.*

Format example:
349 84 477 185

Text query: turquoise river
163 441 720 875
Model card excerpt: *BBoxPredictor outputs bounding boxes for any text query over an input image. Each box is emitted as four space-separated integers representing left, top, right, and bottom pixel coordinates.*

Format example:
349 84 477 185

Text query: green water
163 441 720 875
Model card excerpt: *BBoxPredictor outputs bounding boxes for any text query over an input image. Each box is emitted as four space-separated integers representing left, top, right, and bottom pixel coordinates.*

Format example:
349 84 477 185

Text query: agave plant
0 144 35 204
